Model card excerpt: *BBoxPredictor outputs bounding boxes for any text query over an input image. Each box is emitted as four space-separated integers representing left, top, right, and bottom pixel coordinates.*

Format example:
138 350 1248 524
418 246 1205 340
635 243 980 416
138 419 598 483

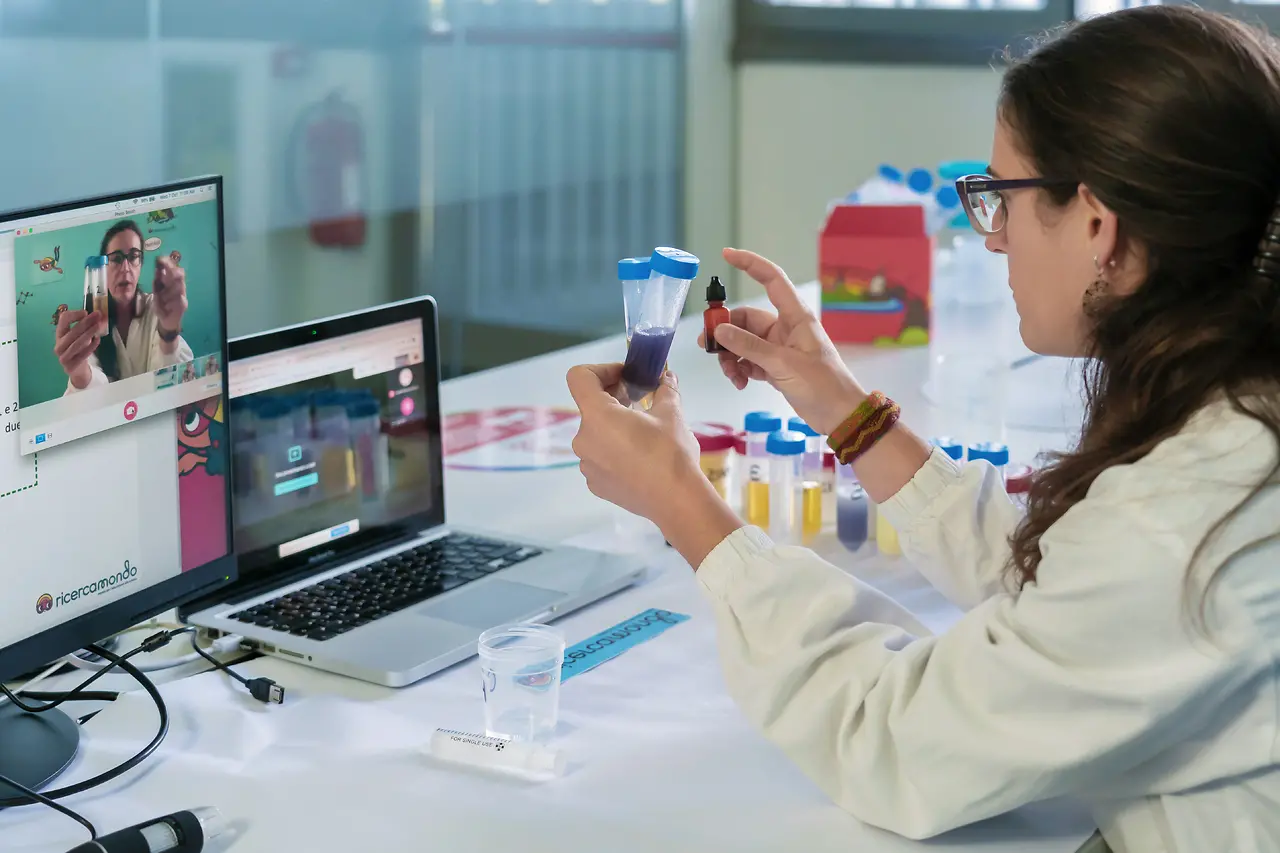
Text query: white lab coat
697 399 1280 853
64 291 193 394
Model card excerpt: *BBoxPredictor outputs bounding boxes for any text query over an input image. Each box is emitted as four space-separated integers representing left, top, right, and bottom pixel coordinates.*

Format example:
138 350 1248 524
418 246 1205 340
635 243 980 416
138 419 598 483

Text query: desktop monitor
0 178 236 797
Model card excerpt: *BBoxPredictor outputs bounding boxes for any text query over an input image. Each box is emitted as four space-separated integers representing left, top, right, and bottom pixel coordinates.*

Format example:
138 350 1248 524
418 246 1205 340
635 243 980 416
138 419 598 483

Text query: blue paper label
561 608 690 682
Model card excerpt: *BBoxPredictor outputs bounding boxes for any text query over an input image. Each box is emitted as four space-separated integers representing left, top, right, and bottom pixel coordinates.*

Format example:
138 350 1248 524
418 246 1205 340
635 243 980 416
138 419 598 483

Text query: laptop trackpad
416 580 562 629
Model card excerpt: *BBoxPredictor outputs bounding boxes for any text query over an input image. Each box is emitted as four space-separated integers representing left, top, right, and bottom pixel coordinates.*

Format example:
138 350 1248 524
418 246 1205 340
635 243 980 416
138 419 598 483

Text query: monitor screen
0 179 234 679
228 312 439 580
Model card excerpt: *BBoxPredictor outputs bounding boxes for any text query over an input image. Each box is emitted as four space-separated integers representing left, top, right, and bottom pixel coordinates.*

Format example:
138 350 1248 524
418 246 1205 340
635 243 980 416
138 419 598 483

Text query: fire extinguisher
288 91 367 248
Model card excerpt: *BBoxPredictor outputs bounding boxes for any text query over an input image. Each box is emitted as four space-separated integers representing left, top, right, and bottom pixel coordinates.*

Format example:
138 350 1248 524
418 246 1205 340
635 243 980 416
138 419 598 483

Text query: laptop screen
226 305 442 583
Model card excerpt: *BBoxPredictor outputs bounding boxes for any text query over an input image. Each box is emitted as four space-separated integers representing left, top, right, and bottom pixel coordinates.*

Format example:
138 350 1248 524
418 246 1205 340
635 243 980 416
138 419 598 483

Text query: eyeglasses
954 174 1075 235
106 249 143 267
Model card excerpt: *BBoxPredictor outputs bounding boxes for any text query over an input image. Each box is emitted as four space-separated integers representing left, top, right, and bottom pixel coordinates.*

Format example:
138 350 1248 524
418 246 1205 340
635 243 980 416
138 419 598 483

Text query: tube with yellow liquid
741 412 782 529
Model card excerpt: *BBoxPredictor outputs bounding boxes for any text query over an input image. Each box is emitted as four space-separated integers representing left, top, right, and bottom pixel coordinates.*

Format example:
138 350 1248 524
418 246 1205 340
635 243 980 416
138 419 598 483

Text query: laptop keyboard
226 534 543 642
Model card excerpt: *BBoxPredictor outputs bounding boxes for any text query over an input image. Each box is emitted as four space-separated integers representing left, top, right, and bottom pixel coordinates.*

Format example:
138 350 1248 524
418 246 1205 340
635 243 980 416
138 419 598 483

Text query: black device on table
0 178 237 844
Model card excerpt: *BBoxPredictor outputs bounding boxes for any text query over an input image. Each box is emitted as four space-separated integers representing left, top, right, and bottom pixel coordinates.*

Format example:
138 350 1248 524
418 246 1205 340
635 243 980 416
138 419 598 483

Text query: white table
0 285 1095 853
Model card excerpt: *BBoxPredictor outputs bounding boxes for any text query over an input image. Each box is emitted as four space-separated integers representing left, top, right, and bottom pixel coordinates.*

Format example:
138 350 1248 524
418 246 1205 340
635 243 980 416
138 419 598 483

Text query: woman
55 219 192 393
568 8 1280 853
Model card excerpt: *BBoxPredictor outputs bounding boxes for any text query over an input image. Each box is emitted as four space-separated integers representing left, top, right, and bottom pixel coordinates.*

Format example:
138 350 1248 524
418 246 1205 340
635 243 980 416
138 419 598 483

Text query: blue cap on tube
967 441 1010 466
906 168 933 194
787 417 821 438
617 257 651 281
85 255 107 269
929 436 965 461
650 247 700 280
876 164 903 183
935 185 960 210
744 411 783 434
766 430 807 456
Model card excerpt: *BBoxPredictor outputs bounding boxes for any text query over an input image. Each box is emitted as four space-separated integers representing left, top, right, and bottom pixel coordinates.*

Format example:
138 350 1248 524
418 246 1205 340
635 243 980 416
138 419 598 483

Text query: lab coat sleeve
62 352 109 396
876 446 1024 610
150 332 193 370
696 511 1255 840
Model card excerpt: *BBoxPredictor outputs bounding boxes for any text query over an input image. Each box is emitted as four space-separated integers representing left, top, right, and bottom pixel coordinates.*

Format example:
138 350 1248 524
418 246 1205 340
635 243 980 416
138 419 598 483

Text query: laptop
180 296 645 687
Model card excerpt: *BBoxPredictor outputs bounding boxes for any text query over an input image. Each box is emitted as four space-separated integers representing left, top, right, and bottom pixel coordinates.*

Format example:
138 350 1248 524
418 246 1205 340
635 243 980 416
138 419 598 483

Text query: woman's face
105 229 143 305
981 121 1101 358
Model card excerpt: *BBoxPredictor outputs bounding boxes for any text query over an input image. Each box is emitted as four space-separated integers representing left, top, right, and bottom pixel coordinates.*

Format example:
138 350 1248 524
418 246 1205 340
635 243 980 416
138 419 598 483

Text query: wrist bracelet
827 391 901 466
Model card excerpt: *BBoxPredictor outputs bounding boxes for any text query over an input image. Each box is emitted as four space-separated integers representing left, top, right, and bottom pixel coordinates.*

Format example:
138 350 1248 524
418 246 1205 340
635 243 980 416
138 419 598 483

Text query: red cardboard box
818 204 932 346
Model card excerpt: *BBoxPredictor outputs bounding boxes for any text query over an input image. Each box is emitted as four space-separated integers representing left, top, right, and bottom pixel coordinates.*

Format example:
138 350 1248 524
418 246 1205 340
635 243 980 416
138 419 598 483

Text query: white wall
735 63 1003 289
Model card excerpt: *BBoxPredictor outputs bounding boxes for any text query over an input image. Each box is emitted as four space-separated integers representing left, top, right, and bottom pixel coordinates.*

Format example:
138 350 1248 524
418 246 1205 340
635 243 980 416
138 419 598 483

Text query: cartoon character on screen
34 246 62 275
177 396 226 478
50 304 68 325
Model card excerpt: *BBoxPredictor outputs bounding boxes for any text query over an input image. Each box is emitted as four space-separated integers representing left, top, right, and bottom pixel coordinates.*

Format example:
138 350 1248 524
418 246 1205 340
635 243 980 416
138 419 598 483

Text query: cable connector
247 678 284 705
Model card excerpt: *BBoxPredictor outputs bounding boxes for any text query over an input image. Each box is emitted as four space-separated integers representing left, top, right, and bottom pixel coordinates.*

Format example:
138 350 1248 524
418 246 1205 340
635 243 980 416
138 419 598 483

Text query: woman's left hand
152 256 188 336
567 364 742 567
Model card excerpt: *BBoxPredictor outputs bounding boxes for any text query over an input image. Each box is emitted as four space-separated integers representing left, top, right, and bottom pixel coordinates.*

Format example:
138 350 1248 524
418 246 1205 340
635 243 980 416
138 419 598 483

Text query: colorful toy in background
819 203 932 346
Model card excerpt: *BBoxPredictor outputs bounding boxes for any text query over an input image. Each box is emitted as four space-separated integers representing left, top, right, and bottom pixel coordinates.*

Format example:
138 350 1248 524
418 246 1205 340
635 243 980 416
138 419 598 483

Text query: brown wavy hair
1001 6 1280 604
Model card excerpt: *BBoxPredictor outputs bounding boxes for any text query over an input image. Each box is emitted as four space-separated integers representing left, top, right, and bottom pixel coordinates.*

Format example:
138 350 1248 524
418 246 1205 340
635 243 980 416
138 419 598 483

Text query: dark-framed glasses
954 174 1074 235
106 249 143 266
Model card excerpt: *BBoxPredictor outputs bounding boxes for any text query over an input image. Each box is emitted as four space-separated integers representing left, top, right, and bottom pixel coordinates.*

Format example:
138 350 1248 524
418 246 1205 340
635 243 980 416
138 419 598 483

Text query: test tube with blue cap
742 411 782 528
767 430 807 545
617 256 651 339
967 441 1010 480
621 247 699 406
788 417 827 540
929 436 965 462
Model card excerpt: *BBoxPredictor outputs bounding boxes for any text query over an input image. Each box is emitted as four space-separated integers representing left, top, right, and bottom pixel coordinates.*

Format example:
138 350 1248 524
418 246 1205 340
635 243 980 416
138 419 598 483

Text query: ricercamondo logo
36 561 138 615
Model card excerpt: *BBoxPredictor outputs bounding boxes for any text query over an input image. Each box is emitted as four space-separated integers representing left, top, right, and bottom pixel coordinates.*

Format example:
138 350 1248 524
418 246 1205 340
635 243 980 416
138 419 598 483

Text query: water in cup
478 623 565 744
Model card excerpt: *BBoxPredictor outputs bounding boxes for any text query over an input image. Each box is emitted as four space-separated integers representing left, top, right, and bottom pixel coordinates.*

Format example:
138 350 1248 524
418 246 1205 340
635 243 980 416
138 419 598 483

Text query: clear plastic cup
478 624 565 744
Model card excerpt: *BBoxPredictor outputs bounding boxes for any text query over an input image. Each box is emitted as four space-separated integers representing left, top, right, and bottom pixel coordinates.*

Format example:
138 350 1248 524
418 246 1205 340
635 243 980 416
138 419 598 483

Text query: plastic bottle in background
742 412 782 529
835 462 869 551
967 442 1010 481
929 436 965 463
926 229 1012 447
690 423 736 501
821 447 837 531
1005 463 1034 511
766 430 806 545
876 509 901 557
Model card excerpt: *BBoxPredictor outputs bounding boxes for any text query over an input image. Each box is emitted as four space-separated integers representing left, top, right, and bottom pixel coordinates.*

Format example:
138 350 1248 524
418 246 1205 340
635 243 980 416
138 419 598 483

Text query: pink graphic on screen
175 397 230 572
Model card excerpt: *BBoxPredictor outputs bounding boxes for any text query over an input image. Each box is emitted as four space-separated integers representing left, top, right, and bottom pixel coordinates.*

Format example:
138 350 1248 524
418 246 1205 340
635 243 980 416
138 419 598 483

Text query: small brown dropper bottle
703 276 730 353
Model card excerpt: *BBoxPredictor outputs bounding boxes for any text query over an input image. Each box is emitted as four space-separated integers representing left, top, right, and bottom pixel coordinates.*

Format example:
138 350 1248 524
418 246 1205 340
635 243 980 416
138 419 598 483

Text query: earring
1084 255 1109 318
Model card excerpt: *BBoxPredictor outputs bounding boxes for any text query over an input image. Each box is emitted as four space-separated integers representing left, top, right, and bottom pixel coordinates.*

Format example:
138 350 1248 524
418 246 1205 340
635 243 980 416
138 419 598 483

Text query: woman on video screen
55 219 192 394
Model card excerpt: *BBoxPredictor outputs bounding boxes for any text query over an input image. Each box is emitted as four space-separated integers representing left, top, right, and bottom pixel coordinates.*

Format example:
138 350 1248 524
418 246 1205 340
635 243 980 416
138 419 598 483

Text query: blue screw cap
967 441 1010 466
744 411 783 434
766 430 807 456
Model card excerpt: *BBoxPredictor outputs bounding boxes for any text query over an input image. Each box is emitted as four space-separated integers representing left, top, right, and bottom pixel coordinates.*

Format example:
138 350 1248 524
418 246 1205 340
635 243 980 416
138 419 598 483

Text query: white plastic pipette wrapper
425 728 566 781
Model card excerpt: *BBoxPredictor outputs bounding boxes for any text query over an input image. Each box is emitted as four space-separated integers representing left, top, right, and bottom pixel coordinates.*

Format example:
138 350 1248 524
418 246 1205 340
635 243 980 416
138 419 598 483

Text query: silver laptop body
182 297 644 687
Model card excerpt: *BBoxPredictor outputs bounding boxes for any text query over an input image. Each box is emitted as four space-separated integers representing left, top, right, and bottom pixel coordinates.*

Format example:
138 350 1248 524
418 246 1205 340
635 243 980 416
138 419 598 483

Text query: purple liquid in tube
622 326 676 399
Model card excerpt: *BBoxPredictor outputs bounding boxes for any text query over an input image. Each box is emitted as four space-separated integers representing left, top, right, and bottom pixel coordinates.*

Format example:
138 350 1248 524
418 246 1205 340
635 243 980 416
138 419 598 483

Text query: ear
1076 183 1143 294
1077 183 1119 265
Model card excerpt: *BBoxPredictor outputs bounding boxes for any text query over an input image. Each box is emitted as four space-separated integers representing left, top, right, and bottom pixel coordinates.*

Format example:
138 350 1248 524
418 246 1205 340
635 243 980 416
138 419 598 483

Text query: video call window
229 322 435 565
7 187 223 455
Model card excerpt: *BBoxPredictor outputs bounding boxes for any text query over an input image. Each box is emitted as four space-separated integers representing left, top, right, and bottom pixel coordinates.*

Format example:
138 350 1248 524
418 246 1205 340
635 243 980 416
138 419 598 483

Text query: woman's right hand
699 248 866 435
55 309 102 389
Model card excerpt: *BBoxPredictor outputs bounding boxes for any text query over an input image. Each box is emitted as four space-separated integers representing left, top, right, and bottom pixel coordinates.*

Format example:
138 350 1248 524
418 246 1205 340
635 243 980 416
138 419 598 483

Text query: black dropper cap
706 275 727 303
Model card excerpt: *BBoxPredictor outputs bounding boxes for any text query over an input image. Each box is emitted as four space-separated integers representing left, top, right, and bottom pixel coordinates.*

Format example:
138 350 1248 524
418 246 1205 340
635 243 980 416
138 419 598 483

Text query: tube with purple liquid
620 247 699 405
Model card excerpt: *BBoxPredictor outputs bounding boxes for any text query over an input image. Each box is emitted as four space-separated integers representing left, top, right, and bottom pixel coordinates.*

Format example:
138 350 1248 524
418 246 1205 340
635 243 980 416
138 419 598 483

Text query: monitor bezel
177 296 445 616
0 175 237 683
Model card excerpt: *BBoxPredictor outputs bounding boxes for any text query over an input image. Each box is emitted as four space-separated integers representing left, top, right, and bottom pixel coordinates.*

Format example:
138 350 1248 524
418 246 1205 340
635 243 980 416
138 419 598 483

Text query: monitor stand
0 703 80 806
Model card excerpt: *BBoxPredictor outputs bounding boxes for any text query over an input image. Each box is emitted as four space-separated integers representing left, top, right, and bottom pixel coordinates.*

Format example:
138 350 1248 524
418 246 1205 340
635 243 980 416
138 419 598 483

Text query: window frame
735 0 1280 66
734 0 1076 65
